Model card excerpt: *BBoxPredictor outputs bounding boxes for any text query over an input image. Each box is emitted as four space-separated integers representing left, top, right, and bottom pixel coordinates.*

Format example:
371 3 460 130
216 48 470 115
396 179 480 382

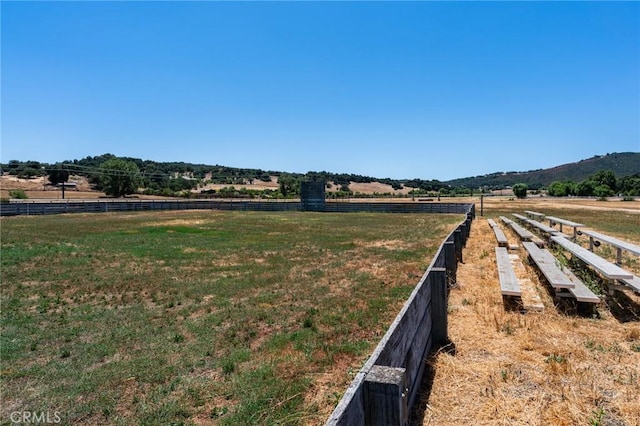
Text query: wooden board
495 247 521 296
546 216 584 228
505 221 535 241
563 269 601 303
525 219 561 236
522 242 575 289
620 276 640 294
491 225 509 247
524 210 546 220
551 236 633 280
580 229 640 256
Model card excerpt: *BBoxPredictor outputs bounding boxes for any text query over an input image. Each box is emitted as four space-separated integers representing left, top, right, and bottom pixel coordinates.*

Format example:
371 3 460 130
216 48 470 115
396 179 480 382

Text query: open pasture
0 210 461 425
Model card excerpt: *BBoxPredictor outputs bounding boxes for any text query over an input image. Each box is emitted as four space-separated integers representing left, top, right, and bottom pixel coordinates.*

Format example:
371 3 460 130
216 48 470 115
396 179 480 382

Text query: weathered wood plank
551 236 633 280
546 216 584 228
495 247 521 296
499 216 515 225
547 216 584 237
524 218 561 236
488 219 509 246
501 217 534 241
524 210 546 221
374 274 431 367
429 268 448 346
522 242 575 289
512 213 528 221
364 366 407 426
581 229 640 256
404 311 433 410
620 275 640 294
563 268 601 303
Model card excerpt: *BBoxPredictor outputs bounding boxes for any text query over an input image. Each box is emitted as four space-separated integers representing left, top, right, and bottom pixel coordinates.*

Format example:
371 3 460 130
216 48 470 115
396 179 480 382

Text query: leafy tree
512 183 528 199
278 174 299 197
99 158 141 197
618 174 640 196
591 170 617 192
47 164 70 185
575 180 596 197
594 185 614 198
546 181 576 197
4 160 45 179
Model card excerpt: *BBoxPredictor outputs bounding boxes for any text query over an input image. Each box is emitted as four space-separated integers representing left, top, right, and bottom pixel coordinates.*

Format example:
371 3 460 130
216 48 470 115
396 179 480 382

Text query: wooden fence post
444 241 457 286
364 365 408 426
430 268 448 346
454 229 463 264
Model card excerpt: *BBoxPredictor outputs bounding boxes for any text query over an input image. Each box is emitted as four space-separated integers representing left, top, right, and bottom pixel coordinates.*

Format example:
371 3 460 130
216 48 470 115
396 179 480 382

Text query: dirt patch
355 239 406 250
477 195 640 214
339 181 411 195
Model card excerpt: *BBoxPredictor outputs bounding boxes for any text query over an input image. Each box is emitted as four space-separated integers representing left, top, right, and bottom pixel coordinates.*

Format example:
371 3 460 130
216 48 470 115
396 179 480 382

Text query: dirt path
421 219 640 425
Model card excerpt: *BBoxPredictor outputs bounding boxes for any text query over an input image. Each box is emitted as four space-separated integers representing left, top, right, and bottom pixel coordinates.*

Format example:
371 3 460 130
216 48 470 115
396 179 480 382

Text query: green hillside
445 152 640 189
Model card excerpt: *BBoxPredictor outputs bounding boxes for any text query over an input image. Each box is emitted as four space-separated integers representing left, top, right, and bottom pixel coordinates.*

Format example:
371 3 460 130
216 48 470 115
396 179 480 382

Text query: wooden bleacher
522 242 599 303
524 210 546 221
487 218 509 247
523 218 561 237
522 242 574 289
550 236 633 281
495 247 521 296
580 229 640 262
546 216 584 238
513 213 561 240
578 230 640 294
500 216 534 242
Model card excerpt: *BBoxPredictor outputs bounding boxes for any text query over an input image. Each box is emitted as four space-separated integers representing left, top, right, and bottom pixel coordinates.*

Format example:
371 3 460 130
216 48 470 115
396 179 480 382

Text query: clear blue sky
2 1 639 181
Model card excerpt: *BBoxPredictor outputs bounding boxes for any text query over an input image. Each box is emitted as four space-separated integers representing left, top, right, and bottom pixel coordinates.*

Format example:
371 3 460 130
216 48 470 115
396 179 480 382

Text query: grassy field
0 210 461 425
422 201 640 425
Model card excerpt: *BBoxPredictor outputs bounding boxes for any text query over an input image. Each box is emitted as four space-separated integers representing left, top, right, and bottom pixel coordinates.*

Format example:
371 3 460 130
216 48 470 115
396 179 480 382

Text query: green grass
0 210 460 425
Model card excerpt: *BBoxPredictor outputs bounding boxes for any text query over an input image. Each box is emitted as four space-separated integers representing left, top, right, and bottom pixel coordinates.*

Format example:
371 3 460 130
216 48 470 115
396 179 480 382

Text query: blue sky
2 1 639 181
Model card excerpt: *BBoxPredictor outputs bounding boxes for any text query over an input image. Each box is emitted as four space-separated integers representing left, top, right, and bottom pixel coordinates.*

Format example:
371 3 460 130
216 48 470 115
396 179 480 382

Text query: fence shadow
606 290 640 323
409 341 456 426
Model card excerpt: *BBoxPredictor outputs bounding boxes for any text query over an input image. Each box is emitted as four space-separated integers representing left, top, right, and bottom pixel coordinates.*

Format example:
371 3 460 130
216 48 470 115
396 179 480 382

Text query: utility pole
61 164 65 200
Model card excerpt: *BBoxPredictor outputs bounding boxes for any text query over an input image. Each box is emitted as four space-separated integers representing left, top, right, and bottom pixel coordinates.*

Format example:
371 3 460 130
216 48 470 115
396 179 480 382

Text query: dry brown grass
422 219 640 426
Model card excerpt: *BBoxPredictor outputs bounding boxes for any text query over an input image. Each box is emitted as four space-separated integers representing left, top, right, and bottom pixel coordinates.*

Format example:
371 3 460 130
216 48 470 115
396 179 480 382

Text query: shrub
9 189 28 199
512 183 528 199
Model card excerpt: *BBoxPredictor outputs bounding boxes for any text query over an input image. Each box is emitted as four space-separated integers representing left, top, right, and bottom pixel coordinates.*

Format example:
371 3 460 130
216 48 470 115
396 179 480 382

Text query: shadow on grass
605 290 640 323
553 288 640 322
502 295 524 312
409 341 456 426
554 298 601 318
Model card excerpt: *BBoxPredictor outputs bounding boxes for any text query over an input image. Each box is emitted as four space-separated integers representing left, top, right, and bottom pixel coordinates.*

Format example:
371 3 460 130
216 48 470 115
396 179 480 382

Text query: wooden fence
0 200 474 216
326 206 474 425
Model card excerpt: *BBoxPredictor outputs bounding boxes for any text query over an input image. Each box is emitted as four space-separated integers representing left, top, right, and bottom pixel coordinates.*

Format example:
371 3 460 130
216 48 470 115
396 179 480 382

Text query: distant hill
2 152 638 195
445 152 640 189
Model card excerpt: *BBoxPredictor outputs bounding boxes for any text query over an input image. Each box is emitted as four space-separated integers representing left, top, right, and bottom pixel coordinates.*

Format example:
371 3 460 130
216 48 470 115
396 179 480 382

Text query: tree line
1 154 456 198
2 155 638 199
509 170 640 199
544 170 640 197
